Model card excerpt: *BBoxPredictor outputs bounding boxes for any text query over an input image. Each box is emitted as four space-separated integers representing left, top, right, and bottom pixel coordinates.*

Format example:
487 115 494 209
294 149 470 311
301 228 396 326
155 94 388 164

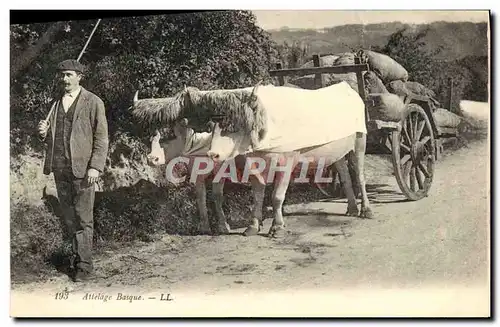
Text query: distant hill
267 21 488 61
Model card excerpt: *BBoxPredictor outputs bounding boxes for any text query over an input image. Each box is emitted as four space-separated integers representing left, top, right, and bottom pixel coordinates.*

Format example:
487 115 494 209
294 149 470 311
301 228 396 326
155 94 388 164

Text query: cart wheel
391 104 436 201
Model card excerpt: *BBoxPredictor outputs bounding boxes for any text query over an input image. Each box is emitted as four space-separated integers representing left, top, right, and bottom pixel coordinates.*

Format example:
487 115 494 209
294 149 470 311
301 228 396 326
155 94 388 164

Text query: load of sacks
288 50 463 129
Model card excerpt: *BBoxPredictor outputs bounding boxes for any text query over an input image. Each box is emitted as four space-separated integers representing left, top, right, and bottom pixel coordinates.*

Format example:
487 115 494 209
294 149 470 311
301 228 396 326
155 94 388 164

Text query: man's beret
57 59 85 73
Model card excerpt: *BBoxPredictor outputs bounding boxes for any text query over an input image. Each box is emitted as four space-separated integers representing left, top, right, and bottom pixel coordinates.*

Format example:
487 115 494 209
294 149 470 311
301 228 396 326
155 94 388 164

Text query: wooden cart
269 54 454 201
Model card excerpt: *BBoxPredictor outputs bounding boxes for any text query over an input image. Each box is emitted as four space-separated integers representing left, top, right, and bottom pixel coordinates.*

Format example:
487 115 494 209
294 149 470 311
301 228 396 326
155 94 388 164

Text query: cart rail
268 63 370 77
269 54 370 120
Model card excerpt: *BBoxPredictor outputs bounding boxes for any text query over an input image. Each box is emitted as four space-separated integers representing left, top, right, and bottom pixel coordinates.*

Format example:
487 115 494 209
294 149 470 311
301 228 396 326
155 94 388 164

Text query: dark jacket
41 87 109 178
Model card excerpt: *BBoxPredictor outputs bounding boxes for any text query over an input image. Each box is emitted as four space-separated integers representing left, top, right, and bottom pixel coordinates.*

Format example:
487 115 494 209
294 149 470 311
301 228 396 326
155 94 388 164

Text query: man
37 59 109 282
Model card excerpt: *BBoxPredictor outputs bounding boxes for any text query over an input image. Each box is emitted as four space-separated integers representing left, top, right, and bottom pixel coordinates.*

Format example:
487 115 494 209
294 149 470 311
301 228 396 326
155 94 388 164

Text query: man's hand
86 168 100 185
38 120 49 138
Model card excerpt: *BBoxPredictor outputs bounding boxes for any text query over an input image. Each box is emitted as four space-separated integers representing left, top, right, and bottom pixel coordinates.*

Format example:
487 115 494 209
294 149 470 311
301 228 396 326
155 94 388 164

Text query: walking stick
42 18 102 124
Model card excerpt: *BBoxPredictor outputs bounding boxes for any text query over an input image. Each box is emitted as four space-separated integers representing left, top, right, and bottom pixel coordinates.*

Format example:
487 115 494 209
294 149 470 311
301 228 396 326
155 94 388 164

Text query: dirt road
11 139 490 317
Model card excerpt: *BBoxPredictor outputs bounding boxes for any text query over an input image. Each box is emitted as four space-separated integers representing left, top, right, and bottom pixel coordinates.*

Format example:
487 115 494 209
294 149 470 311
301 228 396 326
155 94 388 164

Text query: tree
430 60 473 112
458 55 489 102
10 22 66 79
380 26 443 85
276 41 309 68
379 26 485 112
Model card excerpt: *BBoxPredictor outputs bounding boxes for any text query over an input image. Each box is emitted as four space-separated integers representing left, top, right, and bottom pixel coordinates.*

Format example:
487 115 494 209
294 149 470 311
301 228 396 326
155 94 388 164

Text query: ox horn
251 80 263 97
133 91 139 106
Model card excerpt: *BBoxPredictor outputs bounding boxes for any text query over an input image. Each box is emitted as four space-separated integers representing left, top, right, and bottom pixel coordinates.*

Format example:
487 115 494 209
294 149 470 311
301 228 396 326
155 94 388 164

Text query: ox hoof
198 223 212 235
360 207 374 219
346 206 359 217
243 225 260 237
268 225 286 239
215 222 231 235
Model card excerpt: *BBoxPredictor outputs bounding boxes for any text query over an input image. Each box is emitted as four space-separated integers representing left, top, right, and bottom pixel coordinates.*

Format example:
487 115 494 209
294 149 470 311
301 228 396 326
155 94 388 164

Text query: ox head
206 121 253 163
147 129 166 165
147 118 191 166
132 91 197 166
147 118 215 166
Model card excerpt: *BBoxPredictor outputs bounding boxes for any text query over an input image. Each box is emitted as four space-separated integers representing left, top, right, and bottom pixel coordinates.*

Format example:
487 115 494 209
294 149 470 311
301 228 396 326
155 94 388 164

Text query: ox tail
315 151 360 199
345 151 361 199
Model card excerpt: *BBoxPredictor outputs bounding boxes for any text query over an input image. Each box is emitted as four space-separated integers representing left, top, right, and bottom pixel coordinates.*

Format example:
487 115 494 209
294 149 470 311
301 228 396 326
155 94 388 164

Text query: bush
377 27 487 112
10 202 64 281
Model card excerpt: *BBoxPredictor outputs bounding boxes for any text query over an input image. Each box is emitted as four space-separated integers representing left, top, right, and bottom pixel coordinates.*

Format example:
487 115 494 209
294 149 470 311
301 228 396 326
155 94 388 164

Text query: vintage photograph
9 9 490 317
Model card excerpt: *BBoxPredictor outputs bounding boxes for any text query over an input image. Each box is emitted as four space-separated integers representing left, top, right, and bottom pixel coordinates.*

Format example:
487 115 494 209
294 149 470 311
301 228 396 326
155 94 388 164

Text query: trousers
53 167 95 273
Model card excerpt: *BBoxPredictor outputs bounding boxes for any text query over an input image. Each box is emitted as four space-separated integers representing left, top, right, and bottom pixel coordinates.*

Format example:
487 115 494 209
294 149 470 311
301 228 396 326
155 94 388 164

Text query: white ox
145 117 267 236
205 82 374 238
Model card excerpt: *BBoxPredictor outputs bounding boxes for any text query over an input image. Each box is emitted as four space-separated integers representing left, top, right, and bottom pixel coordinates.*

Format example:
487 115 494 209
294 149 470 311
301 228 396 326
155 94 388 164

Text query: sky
252 10 490 30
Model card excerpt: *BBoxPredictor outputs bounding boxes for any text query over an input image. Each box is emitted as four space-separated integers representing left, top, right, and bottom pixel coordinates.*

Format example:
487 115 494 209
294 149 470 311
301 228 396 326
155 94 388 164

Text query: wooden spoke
403 123 412 145
421 135 431 145
415 120 425 141
418 161 430 178
415 167 424 190
410 167 417 192
412 113 419 140
408 113 414 140
423 149 433 160
401 134 410 149
403 160 412 180
401 154 411 166
401 143 411 153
